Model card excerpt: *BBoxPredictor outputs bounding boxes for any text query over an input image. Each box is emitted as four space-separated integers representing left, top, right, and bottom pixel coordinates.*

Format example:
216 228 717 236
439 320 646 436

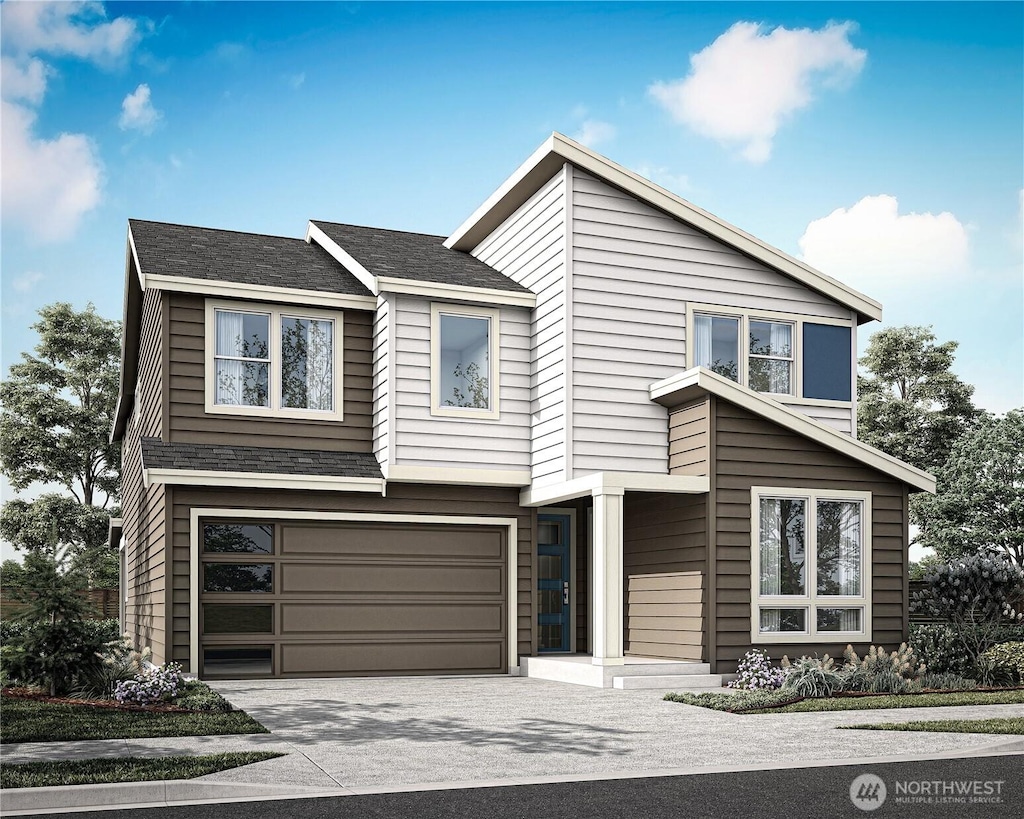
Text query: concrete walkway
3 676 1023 815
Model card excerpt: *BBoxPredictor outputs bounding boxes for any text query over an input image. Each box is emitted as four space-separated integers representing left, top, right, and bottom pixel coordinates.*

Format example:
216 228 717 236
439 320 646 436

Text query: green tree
914 410 1024 567
0 303 121 586
857 326 979 473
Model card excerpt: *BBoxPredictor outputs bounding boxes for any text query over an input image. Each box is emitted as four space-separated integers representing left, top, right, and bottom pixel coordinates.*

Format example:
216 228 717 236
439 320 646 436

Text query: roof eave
650 367 936 494
447 133 882 324
111 226 144 443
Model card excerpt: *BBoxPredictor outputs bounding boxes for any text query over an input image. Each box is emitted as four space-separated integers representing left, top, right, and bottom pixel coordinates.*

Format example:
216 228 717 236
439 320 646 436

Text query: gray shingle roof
129 220 372 297
141 438 383 479
311 221 530 293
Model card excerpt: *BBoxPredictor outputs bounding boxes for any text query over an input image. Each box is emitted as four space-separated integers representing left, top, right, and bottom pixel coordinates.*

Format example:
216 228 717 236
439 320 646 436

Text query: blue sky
1 2 1022 559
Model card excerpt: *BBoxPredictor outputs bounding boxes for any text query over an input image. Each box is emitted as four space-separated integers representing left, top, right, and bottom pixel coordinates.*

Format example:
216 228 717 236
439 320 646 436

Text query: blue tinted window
802 324 852 401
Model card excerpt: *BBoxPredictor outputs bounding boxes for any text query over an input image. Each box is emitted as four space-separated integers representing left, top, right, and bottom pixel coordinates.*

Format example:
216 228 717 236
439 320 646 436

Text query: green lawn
844 717 1024 735
0 752 285 789
666 689 1024 714
0 696 269 743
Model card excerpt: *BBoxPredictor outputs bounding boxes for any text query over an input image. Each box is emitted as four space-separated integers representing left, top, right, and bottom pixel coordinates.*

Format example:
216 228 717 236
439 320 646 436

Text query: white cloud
572 119 616 148
798 195 969 286
0 56 50 104
649 21 866 163
0 1 142 64
285 72 306 90
119 83 160 133
1 99 103 242
11 271 44 293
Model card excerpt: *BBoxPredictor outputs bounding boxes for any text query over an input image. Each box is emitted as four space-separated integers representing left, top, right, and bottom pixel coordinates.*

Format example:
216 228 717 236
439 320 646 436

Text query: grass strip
1 697 269 743
665 689 1024 714
0 751 285 789
842 717 1024 735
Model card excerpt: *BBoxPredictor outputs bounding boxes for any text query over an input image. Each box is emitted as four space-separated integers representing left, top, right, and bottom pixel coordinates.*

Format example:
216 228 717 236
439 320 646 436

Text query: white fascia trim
384 464 531 487
145 468 385 494
142 273 377 311
520 471 709 507
189 508 519 677
447 133 881 322
650 367 936 493
305 221 378 295
128 225 145 290
378 276 536 308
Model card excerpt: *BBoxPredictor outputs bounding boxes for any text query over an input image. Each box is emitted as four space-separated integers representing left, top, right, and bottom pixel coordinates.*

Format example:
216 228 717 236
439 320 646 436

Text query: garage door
198 519 508 678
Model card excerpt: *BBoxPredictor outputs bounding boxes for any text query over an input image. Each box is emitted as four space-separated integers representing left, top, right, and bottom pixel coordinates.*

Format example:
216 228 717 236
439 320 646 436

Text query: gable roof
129 219 372 296
650 367 935 493
310 221 530 294
446 133 882 324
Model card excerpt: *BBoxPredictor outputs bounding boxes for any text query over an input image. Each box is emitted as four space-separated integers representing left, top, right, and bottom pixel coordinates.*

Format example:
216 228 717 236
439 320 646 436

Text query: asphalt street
29 755 1022 819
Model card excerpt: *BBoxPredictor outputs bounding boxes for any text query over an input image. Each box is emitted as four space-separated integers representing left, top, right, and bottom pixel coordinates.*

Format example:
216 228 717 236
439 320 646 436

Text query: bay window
206 301 342 420
751 487 871 642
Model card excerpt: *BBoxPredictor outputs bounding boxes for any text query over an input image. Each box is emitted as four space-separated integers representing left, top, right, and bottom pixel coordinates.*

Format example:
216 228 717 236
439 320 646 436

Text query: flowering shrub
113 662 183 705
728 648 785 690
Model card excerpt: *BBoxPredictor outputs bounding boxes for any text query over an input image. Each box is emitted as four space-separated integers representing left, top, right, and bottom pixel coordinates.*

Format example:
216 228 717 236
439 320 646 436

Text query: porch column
591 486 625 666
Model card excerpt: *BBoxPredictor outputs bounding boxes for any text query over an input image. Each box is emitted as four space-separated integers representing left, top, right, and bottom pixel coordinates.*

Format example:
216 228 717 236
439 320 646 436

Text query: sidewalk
3 677 1023 815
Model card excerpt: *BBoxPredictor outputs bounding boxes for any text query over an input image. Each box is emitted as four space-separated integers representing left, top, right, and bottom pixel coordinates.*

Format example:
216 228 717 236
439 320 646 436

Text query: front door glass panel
538 514 570 652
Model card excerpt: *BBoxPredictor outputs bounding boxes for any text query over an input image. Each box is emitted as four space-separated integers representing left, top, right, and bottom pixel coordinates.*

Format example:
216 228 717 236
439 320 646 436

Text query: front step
612 674 724 690
523 655 719 688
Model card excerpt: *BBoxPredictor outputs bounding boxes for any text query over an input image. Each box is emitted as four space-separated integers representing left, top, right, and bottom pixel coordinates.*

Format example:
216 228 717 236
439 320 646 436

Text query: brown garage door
198 519 508 678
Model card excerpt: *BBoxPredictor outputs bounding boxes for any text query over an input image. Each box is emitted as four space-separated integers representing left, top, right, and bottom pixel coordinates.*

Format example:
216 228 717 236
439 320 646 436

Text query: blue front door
538 514 570 652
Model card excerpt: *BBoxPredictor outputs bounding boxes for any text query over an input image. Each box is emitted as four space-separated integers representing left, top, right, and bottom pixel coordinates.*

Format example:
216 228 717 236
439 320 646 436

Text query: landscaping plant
842 643 925 694
781 654 845 697
728 648 785 690
113 662 183 705
981 641 1024 684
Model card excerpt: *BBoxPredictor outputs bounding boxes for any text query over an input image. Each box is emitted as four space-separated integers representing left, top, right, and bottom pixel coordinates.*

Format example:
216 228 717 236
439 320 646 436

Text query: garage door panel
280 602 504 634
280 563 504 595
281 640 505 675
281 524 503 559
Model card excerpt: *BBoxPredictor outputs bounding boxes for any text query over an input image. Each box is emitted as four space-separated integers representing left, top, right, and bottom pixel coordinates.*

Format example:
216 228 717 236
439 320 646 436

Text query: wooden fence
0 588 119 620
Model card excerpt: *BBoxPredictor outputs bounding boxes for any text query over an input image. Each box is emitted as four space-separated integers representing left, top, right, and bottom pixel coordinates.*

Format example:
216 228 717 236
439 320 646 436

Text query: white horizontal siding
392 296 531 471
571 167 853 477
372 295 390 468
473 167 568 485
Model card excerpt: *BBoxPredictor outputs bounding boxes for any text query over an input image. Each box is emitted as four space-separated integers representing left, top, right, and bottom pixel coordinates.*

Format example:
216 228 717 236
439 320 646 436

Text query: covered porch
520 473 723 689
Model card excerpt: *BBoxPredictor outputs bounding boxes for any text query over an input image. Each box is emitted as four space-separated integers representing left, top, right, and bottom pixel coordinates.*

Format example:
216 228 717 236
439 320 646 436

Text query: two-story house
111 134 934 688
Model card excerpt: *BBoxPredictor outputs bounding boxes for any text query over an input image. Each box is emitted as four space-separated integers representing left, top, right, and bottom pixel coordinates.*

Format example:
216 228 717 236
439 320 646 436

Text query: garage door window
203 646 272 677
203 523 273 554
203 564 272 593
203 604 274 634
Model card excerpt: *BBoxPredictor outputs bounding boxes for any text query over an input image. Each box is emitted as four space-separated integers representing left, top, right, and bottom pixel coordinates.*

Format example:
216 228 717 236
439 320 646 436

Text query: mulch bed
1 687 190 713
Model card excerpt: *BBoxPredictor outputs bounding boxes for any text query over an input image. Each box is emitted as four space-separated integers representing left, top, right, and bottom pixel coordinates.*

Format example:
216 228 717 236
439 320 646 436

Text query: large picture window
206 301 342 420
751 487 871 642
430 303 500 419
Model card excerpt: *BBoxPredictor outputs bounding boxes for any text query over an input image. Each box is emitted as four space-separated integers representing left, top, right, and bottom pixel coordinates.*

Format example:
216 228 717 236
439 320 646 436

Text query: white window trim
430 302 500 420
749 486 872 644
204 299 344 421
685 302 855 405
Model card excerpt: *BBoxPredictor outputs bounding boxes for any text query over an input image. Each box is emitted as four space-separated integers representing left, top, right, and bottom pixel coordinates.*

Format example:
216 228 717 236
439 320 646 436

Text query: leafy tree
914 409 1024 567
857 326 979 473
0 303 121 587
1 559 28 588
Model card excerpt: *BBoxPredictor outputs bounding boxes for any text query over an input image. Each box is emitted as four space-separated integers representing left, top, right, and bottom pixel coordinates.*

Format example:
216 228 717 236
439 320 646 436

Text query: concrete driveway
202 675 1024 791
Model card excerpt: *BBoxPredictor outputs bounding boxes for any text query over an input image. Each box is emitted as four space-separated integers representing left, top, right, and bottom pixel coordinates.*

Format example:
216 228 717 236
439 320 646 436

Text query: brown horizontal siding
170 484 534 672
626 572 703 661
623 492 706 660
668 398 710 476
166 292 373 451
710 400 910 674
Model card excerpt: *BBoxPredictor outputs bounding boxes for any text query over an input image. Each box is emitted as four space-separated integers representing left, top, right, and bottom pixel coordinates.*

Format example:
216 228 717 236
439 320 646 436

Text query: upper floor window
689 305 852 402
430 303 500 420
694 312 794 396
206 301 342 420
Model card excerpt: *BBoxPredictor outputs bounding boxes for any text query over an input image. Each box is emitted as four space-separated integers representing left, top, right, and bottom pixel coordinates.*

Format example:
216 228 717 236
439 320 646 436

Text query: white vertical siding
392 296 532 470
570 168 854 475
372 294 391 467
472 168 568 485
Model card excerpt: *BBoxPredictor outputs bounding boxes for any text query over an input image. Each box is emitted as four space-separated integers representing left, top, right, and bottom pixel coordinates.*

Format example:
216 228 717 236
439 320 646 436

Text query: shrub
172 680 233 712
912 550 1024 669
920 671 978 691
728 649 785 690
114 662 183 705
981 641 1024 684
842 643 925 694
664 688 799 712
910 623 972 676
72 636 151 699
781 654 845 698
